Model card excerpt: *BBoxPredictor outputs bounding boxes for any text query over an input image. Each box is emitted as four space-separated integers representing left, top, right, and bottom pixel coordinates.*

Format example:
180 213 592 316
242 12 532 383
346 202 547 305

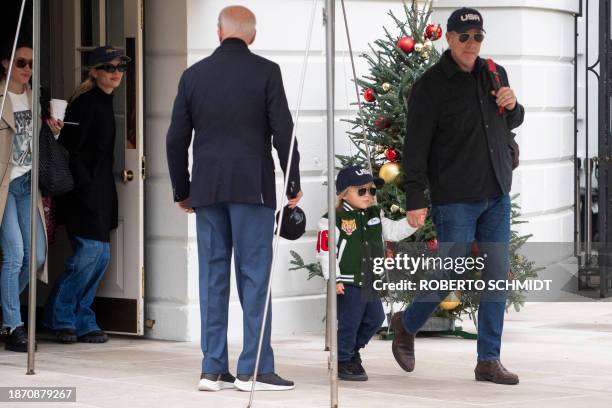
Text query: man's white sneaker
198 373 236 391
234 373 295 391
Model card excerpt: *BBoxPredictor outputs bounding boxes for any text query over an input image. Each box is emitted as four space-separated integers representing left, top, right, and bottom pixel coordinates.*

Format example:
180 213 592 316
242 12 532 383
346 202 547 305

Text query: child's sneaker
351 351 367 377
338 361 368 381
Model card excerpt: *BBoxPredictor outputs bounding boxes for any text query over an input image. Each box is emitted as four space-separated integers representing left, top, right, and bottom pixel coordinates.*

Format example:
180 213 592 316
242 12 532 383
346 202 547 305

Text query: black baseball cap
447 7 485 33
336 165 383 195
88 46 131 67
275 205 307 241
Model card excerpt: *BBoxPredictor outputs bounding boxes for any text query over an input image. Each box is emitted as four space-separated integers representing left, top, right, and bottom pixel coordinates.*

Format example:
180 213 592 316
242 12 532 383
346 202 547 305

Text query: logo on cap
355 169 371 176
290 210 305 225
460 14 481 22
106 48 117 53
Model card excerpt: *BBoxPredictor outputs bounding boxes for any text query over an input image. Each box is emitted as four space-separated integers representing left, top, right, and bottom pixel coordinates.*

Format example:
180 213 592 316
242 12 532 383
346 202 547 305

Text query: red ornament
427 239 438 251
363 88 376 102
385 148 398 162
385 241 395 259
471 241 480 256
374 117 390 129
425 24 443 41
397 36 415 54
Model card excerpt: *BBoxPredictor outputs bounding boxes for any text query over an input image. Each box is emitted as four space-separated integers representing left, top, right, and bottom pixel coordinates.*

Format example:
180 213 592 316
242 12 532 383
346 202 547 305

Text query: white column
144 0 202 341
433 0 580 243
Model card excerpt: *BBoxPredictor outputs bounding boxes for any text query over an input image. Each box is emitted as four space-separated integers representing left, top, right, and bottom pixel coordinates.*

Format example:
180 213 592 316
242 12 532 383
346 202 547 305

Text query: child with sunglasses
316 165 418 381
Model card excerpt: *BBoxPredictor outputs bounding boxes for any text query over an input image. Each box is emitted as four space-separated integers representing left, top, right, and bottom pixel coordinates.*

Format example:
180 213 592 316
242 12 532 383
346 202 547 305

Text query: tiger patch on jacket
341 218 357 236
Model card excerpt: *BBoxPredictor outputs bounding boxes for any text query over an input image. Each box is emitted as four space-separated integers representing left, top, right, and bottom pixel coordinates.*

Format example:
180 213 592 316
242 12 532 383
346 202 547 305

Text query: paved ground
1 302 611 407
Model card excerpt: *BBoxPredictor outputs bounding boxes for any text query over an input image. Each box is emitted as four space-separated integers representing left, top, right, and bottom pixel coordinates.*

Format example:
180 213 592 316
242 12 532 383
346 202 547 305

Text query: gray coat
0 80 48 283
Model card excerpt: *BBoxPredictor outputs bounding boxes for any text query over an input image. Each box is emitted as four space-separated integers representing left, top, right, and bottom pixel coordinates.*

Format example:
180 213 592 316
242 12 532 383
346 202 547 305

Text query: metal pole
27 0 41 375
324 1 339 407
575 158 582 258
599 0 611 298
246 1 318 406
585 157 593 267
0 0 27 120
574 2 582 260
325 288 331 351
340 0 372 177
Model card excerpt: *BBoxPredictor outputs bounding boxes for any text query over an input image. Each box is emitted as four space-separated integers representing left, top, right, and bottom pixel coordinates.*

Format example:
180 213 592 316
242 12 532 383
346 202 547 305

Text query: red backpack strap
486 58 505 115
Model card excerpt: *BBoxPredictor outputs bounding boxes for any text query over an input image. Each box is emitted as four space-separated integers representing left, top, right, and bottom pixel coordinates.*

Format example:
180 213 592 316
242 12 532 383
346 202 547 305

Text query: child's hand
336 283 345 295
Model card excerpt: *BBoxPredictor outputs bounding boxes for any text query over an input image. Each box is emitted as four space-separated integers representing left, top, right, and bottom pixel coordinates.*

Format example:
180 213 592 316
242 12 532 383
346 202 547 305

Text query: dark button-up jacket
166 38 300 210
402 50 524 211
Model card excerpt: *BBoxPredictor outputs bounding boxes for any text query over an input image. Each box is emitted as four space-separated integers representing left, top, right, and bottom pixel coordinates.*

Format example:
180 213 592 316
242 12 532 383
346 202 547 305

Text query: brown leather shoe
474 360 519 385
390 312 415 372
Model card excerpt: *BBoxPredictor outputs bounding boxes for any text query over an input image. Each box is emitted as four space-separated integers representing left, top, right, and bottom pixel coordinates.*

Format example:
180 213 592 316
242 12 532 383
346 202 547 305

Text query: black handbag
39 124 74 196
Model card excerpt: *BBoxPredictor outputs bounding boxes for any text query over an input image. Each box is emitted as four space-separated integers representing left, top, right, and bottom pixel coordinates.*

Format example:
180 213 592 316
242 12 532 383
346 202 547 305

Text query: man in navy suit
166 5 302 392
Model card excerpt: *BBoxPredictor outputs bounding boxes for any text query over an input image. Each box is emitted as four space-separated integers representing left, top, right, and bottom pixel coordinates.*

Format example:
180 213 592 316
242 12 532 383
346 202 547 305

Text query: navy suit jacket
166 38 300 210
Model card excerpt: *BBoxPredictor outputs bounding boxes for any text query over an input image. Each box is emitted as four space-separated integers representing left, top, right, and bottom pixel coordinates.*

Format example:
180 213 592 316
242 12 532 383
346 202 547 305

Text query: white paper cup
50 99 68 121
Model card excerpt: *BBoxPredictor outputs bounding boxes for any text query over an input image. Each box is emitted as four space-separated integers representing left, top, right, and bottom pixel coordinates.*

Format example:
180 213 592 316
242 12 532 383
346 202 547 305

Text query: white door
75 0 145 335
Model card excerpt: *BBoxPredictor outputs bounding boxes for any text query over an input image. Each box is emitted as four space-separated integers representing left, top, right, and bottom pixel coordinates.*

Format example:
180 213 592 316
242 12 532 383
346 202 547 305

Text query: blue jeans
0 171 46 330
402 194 511 361
337 285 385 362
43 235 110 336
196 202 275 376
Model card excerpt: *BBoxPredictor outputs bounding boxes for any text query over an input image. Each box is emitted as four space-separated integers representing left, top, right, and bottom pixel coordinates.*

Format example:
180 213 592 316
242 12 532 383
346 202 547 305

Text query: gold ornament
439 291 461 311
379 162 401 184
382 82 391 92
390 204 400 213
414 43 424 53
424 40 433 50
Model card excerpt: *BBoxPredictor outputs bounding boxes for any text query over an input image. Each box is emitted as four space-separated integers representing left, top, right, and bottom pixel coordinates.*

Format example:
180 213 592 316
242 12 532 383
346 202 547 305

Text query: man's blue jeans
196 202 275 376
402 194 511 361
0 171 46 331
43 235 110 336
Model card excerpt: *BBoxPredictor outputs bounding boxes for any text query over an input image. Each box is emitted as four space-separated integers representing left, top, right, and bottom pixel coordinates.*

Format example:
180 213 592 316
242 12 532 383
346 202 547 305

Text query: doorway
41 0 145 335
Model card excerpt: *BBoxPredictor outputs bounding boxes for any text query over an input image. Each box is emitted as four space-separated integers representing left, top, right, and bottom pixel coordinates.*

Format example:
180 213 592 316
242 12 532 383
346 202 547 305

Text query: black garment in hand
402 50 525 211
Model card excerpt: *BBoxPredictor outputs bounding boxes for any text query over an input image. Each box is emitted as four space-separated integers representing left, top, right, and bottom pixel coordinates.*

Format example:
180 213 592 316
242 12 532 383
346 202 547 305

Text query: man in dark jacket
391 8 524 385
166 6 302 392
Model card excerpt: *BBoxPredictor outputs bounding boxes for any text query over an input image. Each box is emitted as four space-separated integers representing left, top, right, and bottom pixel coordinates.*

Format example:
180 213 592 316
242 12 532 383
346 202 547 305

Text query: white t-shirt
8 91 32 181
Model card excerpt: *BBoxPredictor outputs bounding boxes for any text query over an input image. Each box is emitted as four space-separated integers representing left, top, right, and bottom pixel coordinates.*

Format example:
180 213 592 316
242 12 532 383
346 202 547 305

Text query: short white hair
218 6 256 39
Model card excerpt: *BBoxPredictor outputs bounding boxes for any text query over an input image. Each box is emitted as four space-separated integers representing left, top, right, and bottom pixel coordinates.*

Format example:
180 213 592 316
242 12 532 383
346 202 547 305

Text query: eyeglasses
95 63 128 73
357 187 377 197
14 58 33 69
457 33 485 43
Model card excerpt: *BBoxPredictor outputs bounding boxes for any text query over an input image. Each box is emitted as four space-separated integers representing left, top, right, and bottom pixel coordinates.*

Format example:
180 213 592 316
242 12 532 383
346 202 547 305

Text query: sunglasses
357 187 377 197
95 63 128 73
15 58 33 69
457 33 485 43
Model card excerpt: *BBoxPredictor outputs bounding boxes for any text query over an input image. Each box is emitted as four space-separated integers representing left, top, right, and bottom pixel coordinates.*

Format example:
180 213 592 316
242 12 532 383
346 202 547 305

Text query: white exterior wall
144 0 582 341
144 0 201 341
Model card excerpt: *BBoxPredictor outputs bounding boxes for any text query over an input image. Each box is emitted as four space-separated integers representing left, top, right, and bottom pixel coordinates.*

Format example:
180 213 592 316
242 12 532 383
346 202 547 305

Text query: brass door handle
122 169 134 183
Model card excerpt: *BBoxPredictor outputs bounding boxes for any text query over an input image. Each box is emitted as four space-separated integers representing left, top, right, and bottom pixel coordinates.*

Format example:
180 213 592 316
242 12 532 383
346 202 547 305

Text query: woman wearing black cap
43 46 130 344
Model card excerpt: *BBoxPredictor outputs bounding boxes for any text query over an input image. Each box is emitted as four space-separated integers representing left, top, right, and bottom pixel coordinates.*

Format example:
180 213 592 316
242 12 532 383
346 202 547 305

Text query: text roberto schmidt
370 254 552 292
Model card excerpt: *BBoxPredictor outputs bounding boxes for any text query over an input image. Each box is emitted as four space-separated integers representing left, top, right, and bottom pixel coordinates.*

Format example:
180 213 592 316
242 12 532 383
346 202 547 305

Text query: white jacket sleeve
380 209 418 242
316 217 341 280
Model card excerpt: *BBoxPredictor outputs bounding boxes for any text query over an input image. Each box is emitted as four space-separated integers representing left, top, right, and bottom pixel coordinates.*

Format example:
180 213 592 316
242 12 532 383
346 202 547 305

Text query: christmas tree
338 0 441 246
291 0 540 326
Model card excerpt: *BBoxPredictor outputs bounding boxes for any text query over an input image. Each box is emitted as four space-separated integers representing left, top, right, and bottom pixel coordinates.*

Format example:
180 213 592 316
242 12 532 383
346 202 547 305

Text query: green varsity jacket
316 202 417 287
